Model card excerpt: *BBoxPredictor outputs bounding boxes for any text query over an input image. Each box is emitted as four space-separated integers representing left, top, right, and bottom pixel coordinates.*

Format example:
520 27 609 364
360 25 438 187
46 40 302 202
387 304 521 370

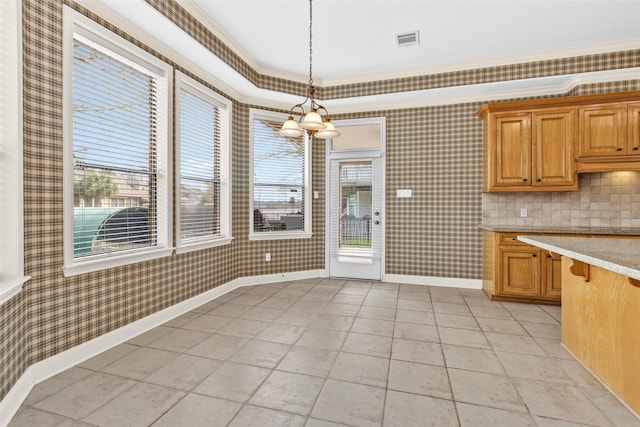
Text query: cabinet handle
523 178 527 182
537 178 541 182
617 147 623 151
547 254 552 258
511 238 517 241
634 147 639 151
532 254 537 257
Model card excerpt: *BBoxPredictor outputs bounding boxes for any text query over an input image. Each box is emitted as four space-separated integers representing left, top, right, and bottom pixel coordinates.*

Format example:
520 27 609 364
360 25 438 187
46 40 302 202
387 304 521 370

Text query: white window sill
62 247 174 277
175 237 233 254
0 276 31 306
249 231 313 241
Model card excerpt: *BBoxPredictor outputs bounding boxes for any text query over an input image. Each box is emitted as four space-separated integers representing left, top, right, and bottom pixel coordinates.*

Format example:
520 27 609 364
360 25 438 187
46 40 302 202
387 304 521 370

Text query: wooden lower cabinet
483 231 561 304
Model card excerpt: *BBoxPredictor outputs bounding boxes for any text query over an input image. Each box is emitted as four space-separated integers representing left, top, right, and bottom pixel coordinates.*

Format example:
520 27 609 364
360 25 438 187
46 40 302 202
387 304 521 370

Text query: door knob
374 212 380 216
374 220 380 225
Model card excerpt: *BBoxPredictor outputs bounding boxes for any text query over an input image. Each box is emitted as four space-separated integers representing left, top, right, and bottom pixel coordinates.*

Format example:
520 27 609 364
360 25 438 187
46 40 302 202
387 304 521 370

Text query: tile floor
7 278 640 427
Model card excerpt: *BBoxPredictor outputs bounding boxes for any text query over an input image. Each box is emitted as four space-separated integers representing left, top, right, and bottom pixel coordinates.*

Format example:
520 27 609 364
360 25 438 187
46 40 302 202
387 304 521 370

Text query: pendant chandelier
278 0 340 139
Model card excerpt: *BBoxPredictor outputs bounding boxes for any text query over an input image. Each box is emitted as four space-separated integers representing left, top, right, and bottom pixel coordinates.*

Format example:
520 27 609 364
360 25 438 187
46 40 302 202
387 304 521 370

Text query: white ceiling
185 0 640 85
85 0 640 112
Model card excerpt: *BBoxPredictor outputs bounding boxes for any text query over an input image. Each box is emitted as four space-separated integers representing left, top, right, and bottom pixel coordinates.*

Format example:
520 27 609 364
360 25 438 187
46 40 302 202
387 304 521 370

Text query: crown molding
77 1 640 116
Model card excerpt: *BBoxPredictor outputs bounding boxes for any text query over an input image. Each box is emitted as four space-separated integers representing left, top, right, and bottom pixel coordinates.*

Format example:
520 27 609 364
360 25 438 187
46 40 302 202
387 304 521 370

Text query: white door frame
324 117 386 280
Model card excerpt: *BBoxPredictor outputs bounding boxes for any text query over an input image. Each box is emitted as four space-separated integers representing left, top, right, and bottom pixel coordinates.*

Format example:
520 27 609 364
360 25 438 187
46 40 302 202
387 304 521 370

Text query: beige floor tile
257 296 296 309
144 354 221 391
305 418 350 426
328 352 389 387
77 343 138 371
191 299 222 313
228 405 306 427
438 327 490 349
351 318 394 337
391 338 444 366
556 359 605 389
500 301 545 312
229 293 269 306
127 325 173 346
162 312 201 328
83 382 184 427
431 294 466 304
290 299 328 313
383 390 458 427
255 323 305 344
362 296 397 308
468 305 513 319
341 332 392 358
321 302 361 316
399 291 432 302
581 387 640 427
186 333 248 360
331 293 366 305
146 328 210 353
216 318 267 338
177 314 232 334
456 402 536 427
368 289 398 298
448 368 527 412
356 305 396 320
229 339 290 368
274 289 308 299
464 295 496 306
8 407 94 427
296 329 347 351
246 285 281 296
276 345 338 377
310 379 385 427
24 367 93 406
239 306 284 321
249 371 324 415
534 337 575 360
101 347 178 380
273 310 316 327
308 313 354 332
532 416 597 427
435 313 480 330
510 309 559 324
393 322 440 342
33 372 136 419
520 321 562 339
485 332 547 356
496 351 573 385
396 298 432 312
208 303 252 318
442 344 504 375
399 283 429 292
433 302 472 315
387 360 451 399
152 394 242 427
301 291 336 302
395 308 436 325
475 317 528 335
513 378 611 425
194 361 270 402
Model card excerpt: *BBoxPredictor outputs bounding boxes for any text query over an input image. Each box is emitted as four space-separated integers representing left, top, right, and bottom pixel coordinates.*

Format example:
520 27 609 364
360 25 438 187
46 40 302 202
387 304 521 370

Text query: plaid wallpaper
1 0 639 401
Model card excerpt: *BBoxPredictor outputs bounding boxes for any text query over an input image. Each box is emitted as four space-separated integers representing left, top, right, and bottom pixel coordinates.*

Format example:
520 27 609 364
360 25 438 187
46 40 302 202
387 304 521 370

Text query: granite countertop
517 235 640 281
478 224 640 236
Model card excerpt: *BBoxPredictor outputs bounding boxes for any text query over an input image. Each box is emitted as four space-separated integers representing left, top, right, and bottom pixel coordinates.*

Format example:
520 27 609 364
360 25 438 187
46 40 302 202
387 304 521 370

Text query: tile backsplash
482 171 640 228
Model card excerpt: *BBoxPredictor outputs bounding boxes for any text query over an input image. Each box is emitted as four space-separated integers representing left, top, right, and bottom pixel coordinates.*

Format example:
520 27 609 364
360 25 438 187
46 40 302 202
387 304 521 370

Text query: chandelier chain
308 0 313 87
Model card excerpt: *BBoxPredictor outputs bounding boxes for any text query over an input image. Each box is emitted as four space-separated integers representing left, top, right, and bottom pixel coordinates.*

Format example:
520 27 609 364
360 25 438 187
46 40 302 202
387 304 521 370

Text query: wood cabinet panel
532 110 576 187
498 248 541 297
542 252 562 299
629 102 640 154
579 104 627 157
493 113 531 188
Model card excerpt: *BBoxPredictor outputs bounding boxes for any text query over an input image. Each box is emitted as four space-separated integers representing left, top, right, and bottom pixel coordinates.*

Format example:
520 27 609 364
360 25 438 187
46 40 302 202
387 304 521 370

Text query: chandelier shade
278 0 339 139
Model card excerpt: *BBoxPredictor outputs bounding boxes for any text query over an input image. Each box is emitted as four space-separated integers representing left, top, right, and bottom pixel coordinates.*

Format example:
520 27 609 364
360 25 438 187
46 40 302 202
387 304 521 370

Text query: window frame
249 109 312 241
175 71 232 253
62 6 173 277
0 0 30 305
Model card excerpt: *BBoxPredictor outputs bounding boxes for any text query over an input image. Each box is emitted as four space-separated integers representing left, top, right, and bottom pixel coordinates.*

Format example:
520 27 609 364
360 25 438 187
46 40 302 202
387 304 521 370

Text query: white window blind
63 7 171 276
251 113 308 235
176 72 231 251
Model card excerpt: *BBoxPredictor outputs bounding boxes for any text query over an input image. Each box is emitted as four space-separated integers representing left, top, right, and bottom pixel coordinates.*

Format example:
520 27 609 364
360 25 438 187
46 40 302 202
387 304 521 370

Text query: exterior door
329 157 383 280
326 118 385 280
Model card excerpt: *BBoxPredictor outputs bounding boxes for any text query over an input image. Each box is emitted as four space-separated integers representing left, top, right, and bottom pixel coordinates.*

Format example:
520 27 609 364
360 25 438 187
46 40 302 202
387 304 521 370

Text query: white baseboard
384 274 482 289
0 269 325 427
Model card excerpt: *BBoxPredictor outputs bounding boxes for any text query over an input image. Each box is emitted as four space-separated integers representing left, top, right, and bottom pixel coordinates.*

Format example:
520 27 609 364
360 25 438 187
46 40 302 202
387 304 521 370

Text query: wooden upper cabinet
492 113 531 188
578 104 627 157
629 102 640 155
532 109 576 187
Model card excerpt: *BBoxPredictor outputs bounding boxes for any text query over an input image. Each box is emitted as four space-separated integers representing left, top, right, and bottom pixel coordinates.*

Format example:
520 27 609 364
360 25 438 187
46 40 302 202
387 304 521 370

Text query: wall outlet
520 208 528 217
265 252 271 262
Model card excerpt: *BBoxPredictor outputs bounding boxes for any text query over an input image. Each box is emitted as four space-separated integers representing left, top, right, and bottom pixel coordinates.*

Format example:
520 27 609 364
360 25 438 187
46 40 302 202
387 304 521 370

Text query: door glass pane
339 161 372 250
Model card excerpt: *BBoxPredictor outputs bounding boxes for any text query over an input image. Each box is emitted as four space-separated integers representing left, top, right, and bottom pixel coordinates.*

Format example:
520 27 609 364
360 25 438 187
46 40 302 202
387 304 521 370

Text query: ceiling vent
396 30 420 47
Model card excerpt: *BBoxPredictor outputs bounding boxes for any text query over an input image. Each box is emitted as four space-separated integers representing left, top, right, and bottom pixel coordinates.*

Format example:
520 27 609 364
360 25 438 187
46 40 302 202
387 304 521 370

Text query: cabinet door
497 247 541 297
492 113 531 188
532 109 576 187
629 102 640 155
579 104 627 157
541 252 562 299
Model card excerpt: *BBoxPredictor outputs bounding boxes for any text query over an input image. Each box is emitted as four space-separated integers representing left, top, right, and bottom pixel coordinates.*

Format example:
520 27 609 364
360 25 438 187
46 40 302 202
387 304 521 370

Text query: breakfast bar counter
518 235 640 418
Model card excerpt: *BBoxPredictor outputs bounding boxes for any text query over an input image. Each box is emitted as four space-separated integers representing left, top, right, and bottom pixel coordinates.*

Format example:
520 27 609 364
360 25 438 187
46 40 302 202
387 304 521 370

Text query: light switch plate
397 189 412 198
